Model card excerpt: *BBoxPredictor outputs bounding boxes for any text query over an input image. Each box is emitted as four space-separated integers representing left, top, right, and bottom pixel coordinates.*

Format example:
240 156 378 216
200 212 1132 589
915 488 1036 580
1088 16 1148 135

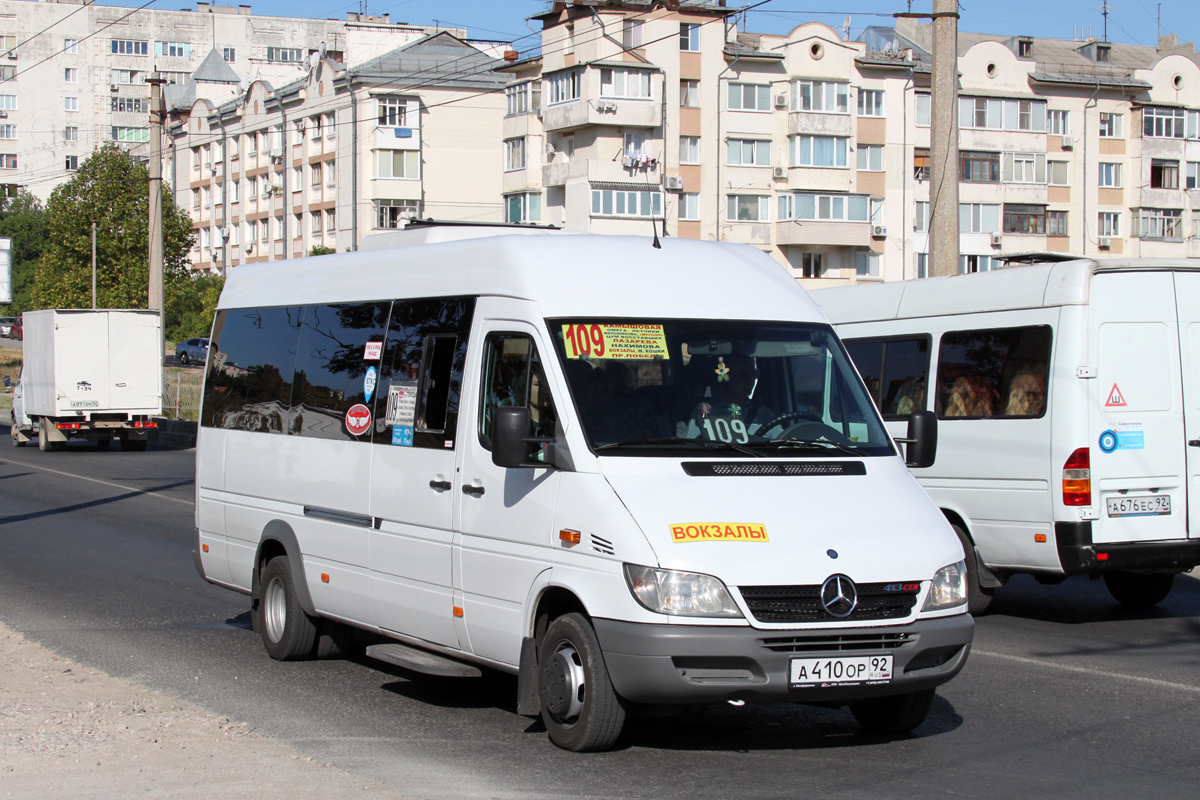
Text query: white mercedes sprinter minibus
814 258 1200 614
193 224 972 751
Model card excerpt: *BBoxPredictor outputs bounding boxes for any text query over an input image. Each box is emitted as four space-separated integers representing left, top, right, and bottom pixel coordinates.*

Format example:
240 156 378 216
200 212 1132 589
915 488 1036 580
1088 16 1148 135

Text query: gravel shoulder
0 620 409 799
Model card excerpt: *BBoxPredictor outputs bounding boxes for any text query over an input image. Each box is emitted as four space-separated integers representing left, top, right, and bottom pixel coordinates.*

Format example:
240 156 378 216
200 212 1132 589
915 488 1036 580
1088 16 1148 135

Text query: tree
0 189 47 316
308 245 337 257
165 268 223 342
31 144 194 313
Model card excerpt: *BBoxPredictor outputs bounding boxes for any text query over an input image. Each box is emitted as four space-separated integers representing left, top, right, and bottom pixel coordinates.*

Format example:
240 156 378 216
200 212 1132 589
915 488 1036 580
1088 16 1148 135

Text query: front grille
759 631 916 653
739 581 920 623
682 461 866 477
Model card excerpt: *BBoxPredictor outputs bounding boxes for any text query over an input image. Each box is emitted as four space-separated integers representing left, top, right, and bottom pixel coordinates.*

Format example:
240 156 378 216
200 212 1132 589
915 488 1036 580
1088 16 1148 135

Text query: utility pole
91 222 96 309
928 0 960 277
147 71 166 369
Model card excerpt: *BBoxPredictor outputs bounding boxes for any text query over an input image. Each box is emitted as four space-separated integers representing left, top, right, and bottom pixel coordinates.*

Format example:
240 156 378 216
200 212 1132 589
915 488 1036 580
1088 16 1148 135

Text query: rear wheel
850 688 936 734
952 523 993 615
538 613 626 752
254 555 318 661
1103 571 1175 608
37 419 55 452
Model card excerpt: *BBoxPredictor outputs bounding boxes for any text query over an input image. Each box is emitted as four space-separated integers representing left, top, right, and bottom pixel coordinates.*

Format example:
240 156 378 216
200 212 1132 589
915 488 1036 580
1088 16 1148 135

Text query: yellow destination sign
562 324 670 360
670 523 769 543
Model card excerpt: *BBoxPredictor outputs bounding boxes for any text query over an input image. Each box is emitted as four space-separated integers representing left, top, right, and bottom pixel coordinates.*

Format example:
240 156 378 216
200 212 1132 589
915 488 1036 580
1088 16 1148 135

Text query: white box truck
12 309 161 451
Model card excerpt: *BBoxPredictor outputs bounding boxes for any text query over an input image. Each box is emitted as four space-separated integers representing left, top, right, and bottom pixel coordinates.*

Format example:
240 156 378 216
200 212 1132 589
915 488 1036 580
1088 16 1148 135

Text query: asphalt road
1 437 1198 799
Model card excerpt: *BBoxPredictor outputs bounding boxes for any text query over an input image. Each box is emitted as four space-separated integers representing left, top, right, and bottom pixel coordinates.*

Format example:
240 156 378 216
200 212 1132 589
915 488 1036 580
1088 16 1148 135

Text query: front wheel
850 688 936 734
538 613 626 752
178 351 189 365
254 555 318 661
10 425 24 447
1103 571 1175 608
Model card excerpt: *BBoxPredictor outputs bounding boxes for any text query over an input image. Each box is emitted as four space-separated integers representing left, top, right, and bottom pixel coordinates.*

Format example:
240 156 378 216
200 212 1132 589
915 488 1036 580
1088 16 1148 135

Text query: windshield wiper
747 438 862 457
594 438 764 457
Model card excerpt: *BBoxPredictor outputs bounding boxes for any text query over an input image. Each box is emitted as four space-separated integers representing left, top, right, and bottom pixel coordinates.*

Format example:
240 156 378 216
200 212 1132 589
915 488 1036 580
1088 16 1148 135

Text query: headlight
922 560 967 612
623 564 744 618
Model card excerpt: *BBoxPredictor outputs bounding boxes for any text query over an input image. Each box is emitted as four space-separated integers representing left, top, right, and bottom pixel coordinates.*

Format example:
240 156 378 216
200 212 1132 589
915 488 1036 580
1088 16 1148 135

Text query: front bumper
594 613 973 705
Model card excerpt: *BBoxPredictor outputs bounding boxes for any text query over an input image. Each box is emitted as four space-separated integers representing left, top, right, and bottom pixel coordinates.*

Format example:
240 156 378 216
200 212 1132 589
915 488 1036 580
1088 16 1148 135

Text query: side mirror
492 406 556 469
897 410 937 469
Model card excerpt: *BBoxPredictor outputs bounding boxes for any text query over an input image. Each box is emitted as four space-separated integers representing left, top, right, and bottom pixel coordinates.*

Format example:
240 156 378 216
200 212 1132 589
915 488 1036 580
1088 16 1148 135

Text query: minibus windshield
550 319 895 457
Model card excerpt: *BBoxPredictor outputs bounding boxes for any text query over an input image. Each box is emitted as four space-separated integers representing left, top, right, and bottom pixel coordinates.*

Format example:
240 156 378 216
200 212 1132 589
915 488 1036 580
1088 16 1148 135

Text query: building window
916 252 928 279
1143 107 1185 138
160 71 188 84
600 68 652 99
728 83 770 112
0 95 16 111
959 203 1001 233
960 150 1000 182
112 69 139 84
1005 152 1046 183
64 126 78 141
727 138 771 166
325 209 335 234
727 195 769 222
1150 159 1180 189
375 199 420 228
1048 109 1069 135
856 252 881 279
1098 212 1120 237
0 66 13 81
223 48 235 62
680 136 700 165
64 97 78 112
111 39 148 56
790 135 848 168
1095 44 1111 62
857 89 884 117
506 81 538 116
65 155 78 170
913 147 930 181
591 188 663 218
0 125 14 140
856 144 883 171
228 179 239 203
680 79 699 108
311 163 322 187
292 120 306 145
915 93 931 127
504 138 526 171
1003 204 1047 234
505 192 541 223
547 70 581 105
1048 210 1069 236
111 97 148 113
960 254 998 273
1099 112 1122 138
680 22 700 52
680 192 700 221
1135 208 1182 239
375 150 419 179
798 253 822 278
1187 162 1200 190
155 42 191 58
1097 162 1122 188
377 97 407 127
325 160 336 186
622 19 643 49
326 112 336 141
266 47 303 63
914 201 929 232
795 80 849 113
0 154 15 169
1018 38 1034 57
779 192 870 222
64 38 78 54
64 67 78 82
960 97 1045 131
1048 161 1069 185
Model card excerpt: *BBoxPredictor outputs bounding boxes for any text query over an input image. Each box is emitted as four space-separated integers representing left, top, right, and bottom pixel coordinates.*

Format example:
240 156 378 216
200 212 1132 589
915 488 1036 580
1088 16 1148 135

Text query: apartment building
502 0 1200 285
0 0 460 201
169 32 507 271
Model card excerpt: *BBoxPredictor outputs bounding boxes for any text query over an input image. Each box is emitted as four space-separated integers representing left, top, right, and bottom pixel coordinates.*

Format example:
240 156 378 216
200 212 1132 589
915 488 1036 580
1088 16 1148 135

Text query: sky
88 1 1200 54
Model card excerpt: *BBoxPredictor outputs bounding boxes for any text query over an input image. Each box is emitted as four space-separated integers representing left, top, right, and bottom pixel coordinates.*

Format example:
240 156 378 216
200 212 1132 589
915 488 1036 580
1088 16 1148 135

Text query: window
960 254 998 274
375 199 420 228
798 253 822 278
65 155 78 171
292 120 305 145
857 89 884 117
1003 204 1046 234
310 115 322 141
914 201 929 232
1097 162 1122 188
326 113 336 141
727 138 771 166
505 192 541 223
915 93 931 127
64 126 78 141
1188 162 1200 190
547 70 581 105
1018 38 1033 57
959 203 1001 233
623 19 643 49
506 81 538 116
266 47 303 63
112 69 139 84
680 192 700 221
229 180 239 203
1048 109 1069 135
916 252 928 279
679 136 700 164
1136 208 1183 239
727 195 769 221
246 220 257 245
111 97 148 113
64 97 78 112
728 83 770 112
1048 161 1069 186
64 67 77 82
155 42 191 58
325 209 335 233
623 132 648 160
778 193 870 222
1048 210 1069 236
1144 107 1185 138
0 95 16 111
680 79 699 108
1098 212 1120 237
1004 152 1046 183
504 138 526 171
856 144 883 171
856 252 881 279
960 97 1045 131
1099 112 1122 138
311 211 322 235
292 167 303 191
325 160 336 186
111 39 148 56
0 65 13 80
960 151 1000 182
64 38 78 54
223 48 235 62
311 163 322 187
479 333 557 455
796 80 849 113
591 188 663 218
844 336 931 417
680 22 700 52
600 68 651 99
376 97 406 127
160 71 188 84
935 326 1051 419
1095 44 1111 62
375 150 419 179
1 153 18 169
1150 159 1179 190
0 125 14 140
790 135 848 168
913 147 930 181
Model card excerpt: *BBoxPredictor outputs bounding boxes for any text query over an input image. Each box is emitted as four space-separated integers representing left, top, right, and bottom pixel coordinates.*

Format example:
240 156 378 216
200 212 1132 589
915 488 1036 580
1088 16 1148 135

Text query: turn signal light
320 573 329 583
1034 534 1047 543
559 529 581 545
1063 447 1091 506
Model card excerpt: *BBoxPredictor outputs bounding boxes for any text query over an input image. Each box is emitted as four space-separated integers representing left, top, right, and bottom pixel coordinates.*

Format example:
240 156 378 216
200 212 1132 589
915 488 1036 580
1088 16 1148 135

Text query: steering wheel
757 412 855 445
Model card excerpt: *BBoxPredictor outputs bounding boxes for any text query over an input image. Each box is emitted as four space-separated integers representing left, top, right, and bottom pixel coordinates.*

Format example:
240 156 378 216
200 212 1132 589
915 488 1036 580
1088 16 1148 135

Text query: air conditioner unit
774 93 788 109
1059 135 1075 150
990 232 1003 247
110 83 119 92
271 155 284 165
1098 237 1111 249
0 111 7 119
872 225 887 237
6 51 16 61
772 166 786 179
663 175 684 191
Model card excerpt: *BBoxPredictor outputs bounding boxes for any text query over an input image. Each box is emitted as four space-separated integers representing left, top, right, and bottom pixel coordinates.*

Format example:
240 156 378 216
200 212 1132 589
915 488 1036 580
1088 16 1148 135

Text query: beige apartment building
501 0 1200 285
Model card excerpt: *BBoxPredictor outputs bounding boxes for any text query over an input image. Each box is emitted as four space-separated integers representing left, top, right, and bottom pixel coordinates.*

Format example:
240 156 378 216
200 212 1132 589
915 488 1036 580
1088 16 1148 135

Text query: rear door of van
1088 271 1189 544
1170 271 1200 540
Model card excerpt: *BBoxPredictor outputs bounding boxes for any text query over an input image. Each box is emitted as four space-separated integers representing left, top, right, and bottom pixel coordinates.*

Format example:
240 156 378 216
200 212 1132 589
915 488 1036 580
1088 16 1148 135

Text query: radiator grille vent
682 461 866 477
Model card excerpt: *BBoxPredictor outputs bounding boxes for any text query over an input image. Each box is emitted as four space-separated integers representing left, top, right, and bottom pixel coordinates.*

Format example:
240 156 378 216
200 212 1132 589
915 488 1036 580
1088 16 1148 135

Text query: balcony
543 155 660 188
541 98 661 133
775 220 871 247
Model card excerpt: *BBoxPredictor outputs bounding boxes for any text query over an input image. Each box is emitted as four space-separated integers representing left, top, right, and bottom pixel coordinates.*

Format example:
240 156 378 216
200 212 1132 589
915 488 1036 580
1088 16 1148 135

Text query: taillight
1063 447 1091 506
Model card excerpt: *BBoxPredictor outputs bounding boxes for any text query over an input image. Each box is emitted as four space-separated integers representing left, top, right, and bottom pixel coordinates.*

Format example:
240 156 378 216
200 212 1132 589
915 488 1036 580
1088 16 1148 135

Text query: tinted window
936 326 1051 419
846 337 931 418
480 334 557 459
202 306 303 432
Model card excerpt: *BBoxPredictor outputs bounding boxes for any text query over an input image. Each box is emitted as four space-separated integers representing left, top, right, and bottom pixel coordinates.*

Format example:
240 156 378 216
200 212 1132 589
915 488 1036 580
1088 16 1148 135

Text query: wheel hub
542 645 586 721
263 575 287 644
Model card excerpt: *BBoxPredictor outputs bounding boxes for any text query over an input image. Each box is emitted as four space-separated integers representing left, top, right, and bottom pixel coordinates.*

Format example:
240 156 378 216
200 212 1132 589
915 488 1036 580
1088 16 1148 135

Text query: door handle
429 480 452 491
1189 440 1200 447
462 484 485 497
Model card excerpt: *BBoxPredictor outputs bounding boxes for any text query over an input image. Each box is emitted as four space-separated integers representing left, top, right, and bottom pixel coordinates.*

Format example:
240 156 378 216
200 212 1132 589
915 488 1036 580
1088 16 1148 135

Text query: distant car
0 317 14 337
10 317 20 341
175 337 210 365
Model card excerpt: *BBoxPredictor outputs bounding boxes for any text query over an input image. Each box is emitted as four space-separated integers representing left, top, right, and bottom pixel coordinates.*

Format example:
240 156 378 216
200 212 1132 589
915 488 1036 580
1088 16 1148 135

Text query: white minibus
814 258 1200 614
193 224 972 751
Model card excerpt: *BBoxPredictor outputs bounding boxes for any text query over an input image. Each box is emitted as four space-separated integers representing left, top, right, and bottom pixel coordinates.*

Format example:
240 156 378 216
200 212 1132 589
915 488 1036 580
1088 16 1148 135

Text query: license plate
790 655 893 687
1106 495 1171 517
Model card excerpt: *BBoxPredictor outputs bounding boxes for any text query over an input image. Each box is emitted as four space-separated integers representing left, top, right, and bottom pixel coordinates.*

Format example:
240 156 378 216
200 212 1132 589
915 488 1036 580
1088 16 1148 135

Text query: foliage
165 268 224 341
0 190 47 315
308 245 337 256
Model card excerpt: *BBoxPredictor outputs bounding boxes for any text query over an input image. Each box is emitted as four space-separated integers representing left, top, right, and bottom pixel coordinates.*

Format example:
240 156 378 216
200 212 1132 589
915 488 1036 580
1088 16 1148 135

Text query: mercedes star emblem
820 574 858 618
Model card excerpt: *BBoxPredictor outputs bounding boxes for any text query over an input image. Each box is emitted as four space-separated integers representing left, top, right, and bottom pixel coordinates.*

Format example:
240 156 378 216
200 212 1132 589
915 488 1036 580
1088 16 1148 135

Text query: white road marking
3 460 194 506
973 649 1200 694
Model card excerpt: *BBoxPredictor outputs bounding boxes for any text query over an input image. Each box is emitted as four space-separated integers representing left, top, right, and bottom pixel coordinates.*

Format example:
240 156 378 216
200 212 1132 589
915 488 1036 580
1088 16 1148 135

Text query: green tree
165 268 223 341
32 144 194 313
308 245 337 256
0 189 47 316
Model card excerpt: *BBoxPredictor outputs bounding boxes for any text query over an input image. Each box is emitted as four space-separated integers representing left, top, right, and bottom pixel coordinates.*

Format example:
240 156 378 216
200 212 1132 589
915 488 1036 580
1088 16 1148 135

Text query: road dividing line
1 461 194 506
973 649 1200 694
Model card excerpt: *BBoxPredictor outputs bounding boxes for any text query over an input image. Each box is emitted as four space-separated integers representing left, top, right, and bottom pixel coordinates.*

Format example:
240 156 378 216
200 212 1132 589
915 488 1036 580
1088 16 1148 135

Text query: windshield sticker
363 366 378 403
385 380 418 427
392 425 414 447
670 523 769 543
561 324 670 360
345 404 372 436
364 341 383 361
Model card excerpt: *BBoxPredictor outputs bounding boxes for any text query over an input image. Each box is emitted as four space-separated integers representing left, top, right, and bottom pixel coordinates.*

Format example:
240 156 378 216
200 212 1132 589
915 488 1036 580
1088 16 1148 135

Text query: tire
254 555 318 661
538 613 626 752
11 425 24 447
178 351 188 365
37 419 51 452
850 688 936 734
119 437 147 452
952 523 993 616
1103 571 1175 608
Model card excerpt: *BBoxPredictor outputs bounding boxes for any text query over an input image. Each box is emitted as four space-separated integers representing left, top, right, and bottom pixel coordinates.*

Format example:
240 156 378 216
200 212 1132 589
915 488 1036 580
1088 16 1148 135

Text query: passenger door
1170 272 1200 539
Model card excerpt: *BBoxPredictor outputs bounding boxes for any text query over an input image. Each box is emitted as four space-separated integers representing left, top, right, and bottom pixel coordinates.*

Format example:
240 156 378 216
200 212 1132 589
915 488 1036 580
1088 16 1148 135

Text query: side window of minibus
479 334 558 457
201 306 304 433
936 326 1051 419
844 340 884 407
